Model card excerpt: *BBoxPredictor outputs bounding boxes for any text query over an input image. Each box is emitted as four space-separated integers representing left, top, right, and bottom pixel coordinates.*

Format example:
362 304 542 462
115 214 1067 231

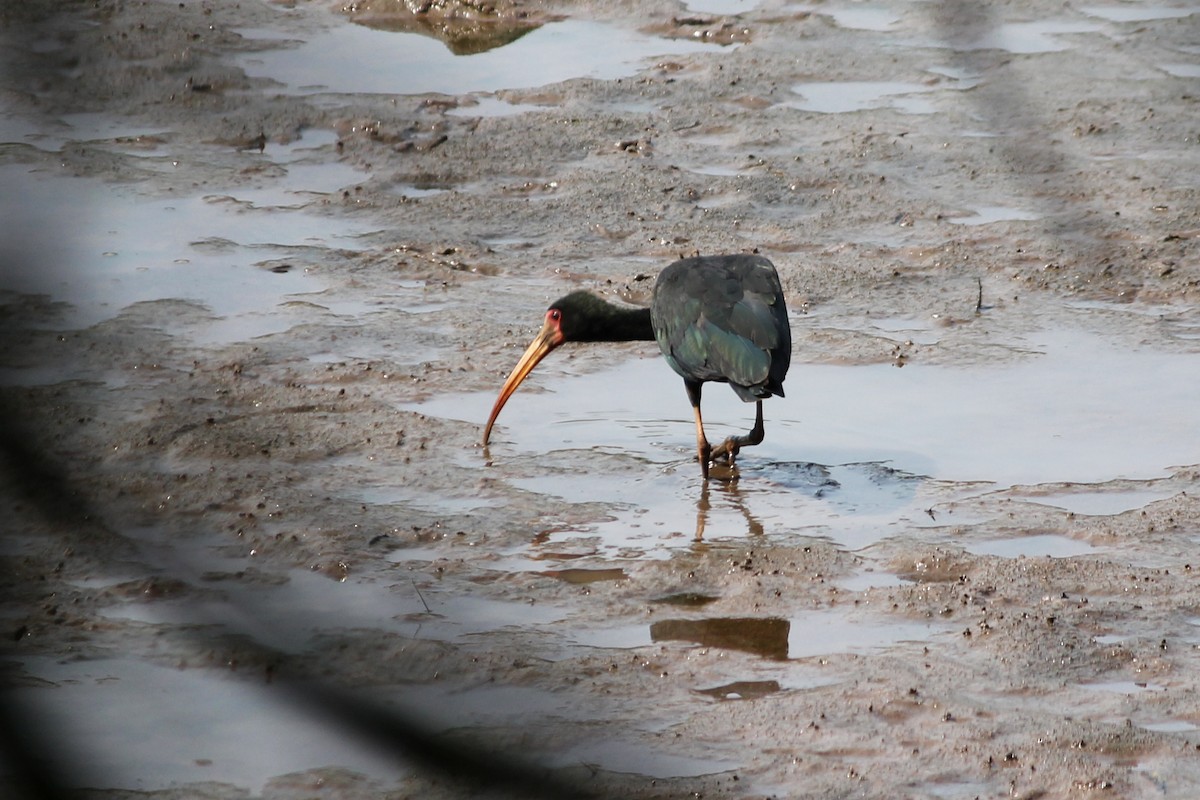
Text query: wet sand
2 0 1200 798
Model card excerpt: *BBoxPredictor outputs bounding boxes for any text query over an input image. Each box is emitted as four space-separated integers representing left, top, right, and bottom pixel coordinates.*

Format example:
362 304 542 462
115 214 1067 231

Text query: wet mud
2 0 1200 798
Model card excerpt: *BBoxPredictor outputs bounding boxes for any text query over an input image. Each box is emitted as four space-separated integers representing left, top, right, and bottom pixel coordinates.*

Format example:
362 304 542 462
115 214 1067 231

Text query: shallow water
791 3 1168 54
1079 680 1166 695
947 205 1043 226
546 739 739 779
685 0 764 15
0 148 374 339
919 19 1107 54
788 81 940 115
1017 487 1180 517
420 322 1200 488
393 313 1200 559
1139 719 1200 733
962 533 1099 559
572 605 949 660
95 552 569 654
3 658 408 792
1079 6 1200 23
237 19 724 97
1160 62 1200 78
444 96 550 117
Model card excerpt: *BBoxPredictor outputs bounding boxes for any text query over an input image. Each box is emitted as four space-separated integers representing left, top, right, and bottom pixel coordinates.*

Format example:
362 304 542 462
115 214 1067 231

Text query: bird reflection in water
649 616 790 660
693 474 765 541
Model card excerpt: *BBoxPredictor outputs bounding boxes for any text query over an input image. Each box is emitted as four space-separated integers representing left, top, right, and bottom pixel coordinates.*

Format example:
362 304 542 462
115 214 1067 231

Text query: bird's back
650 254 791 401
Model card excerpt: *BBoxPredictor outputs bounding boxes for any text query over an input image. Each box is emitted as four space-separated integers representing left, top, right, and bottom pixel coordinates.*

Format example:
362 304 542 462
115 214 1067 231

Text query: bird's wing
652 255 789 397
690 313 774 389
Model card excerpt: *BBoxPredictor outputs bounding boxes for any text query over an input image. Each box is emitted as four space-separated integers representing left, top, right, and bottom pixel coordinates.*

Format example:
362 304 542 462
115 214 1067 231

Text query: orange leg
685 380 711 480
692 404 711 480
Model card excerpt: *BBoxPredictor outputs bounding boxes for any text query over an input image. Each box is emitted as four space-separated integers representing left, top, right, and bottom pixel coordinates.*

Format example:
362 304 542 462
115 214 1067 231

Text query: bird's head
480 293 578 448
481 292 592 446
482 291 656 446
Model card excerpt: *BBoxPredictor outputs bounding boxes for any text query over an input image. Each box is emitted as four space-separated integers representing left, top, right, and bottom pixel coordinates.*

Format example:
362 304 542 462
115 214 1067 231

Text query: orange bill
482 318 563 445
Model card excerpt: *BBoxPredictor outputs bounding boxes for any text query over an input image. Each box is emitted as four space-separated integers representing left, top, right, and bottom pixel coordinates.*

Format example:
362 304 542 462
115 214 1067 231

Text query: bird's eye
548 309 561 322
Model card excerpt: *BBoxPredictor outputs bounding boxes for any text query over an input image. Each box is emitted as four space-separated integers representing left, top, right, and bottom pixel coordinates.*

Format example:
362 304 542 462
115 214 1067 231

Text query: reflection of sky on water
236 20 724 96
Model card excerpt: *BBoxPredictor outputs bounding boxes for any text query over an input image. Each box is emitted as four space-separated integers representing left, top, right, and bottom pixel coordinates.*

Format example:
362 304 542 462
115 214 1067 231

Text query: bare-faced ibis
482 254 791 479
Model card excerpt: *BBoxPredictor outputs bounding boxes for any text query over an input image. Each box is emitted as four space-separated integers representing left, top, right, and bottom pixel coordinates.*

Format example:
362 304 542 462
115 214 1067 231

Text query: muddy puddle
237 18 726 97
3 0 1200 798
0 136 375 341
4 657 408 793
415 316 1200 553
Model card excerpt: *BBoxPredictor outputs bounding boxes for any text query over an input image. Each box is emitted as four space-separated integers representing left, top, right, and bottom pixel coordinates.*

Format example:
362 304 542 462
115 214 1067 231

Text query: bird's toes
711 438 741 463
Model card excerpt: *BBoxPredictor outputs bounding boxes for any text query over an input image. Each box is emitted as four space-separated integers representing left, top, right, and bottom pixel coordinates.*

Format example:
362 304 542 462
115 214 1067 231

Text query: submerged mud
2 0 1200 798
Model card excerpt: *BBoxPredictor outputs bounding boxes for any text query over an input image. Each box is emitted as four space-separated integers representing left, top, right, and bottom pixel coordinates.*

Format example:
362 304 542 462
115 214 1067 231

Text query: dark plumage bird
482 254 791 479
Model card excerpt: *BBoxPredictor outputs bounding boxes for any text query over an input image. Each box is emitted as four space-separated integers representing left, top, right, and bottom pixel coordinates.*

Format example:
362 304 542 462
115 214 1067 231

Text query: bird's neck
584 303 654 343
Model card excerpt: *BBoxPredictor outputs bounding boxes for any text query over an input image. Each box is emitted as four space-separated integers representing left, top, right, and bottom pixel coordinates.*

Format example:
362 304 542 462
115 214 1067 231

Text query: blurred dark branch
0 408 591 799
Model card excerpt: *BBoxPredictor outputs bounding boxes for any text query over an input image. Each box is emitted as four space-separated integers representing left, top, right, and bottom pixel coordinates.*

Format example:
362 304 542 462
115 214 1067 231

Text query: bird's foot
698 438 747 481
710 436 742 466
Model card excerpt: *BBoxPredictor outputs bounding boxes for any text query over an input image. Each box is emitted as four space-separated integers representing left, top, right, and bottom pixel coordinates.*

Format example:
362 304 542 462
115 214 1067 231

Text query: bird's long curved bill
482 320 561 445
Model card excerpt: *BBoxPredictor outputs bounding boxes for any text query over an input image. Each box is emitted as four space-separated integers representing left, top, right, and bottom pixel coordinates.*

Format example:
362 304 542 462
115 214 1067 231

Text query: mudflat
2 1 1199 797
